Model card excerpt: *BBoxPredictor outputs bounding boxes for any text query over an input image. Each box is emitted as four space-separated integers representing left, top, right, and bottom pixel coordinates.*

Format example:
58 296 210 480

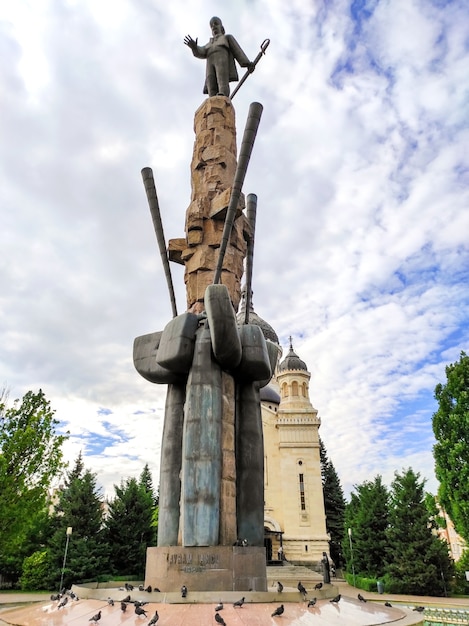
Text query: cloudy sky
2 0 468 500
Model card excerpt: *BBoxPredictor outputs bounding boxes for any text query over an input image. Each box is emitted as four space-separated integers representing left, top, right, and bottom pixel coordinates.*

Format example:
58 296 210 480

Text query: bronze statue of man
184 16 254 97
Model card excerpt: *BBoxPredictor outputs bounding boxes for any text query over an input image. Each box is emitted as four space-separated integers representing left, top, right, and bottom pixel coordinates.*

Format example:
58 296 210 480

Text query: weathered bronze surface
184 17 255 97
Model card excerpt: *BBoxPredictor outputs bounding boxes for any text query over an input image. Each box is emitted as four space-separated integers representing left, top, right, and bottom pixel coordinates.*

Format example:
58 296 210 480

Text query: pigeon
122 595 131 603
50 594 59 601
413 606 425 613
215 613 226 626
148 610 159 625
384 602 392 607
215 602 224 611
70 591 78 600
330 594 341 603
233 596 245 608
358 593 367 603
153 588 161 592
181 585 188 598
271 604 284 617
120 601 127 613
125 583 134 591
307 598 317 608
57 596 68 609
107 597 114 606
277 581 283 593
314 582 323 591
89 610 101 623
297 582 307 597
145 585 153 593
139 584 145 591
135 605 148 617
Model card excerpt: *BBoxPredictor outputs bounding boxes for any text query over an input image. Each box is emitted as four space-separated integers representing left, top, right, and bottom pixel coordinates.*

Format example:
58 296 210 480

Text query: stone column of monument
168 96 249 313
167 96 250 547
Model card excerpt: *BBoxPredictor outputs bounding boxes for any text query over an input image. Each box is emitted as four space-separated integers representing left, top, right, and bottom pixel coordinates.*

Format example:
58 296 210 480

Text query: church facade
237 293 330 568
261 341 330 568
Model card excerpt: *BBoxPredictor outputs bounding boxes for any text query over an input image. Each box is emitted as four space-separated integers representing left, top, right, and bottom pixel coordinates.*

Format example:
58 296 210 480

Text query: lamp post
348 527 356 587
59 526 72 592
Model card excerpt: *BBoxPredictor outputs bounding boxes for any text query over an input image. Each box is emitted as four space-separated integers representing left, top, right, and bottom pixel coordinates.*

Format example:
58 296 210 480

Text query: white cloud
1 0 468 501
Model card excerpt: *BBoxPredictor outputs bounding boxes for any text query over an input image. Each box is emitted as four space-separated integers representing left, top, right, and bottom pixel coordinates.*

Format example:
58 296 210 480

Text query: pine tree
319 437 346 567
343 476 389 578
385 468 453 596
105 470 157 577
46 453 109 589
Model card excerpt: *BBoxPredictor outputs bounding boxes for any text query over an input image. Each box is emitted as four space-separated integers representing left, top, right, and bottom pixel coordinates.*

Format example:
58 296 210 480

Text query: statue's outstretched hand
184 35 198 50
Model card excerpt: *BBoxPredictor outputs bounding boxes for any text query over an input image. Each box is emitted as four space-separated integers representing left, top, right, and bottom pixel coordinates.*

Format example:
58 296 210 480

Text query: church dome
260 383 281 404
279 338 308 372
237 289 279 344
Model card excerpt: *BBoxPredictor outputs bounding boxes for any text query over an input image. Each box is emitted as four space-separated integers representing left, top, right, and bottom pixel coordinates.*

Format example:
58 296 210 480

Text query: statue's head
210 16 225 36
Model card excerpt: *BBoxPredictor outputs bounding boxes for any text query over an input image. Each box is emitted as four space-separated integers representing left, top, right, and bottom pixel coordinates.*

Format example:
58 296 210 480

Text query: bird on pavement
314 582 323 591
50 594 59 601
181 585 188 598
57 596 68 609
125 583 134 591
297 582 307 597
215 613 226 626
307 598 317 608
277 581 283 593
413 606 425 612
233 596 245 608
384 602 392 607
122 595 131 603
148 610 159 625
107 597 114 606
330 594 341 603
358 593 367 603
271 604 284 617
145 585 153 593
215 602 223 611
135 605 148 617
120 601 127 613
89 610 101 623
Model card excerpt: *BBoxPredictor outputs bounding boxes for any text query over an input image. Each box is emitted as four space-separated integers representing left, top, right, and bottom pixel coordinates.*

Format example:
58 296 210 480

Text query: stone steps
266 564 324 592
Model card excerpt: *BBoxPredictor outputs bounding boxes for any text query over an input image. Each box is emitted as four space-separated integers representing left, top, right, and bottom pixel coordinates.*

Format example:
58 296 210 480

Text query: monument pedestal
145 545 267 592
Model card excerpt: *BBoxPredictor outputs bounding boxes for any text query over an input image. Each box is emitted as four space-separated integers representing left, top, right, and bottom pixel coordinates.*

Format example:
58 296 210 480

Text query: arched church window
292 381 299 396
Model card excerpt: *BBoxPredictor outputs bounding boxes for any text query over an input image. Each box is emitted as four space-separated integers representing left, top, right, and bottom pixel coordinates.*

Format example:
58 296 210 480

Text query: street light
348 527 356 587
59 526 72 592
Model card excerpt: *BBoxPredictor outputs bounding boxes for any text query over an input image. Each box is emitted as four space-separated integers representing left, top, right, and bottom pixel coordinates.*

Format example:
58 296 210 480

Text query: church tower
238 291 330 568
262 339 330 567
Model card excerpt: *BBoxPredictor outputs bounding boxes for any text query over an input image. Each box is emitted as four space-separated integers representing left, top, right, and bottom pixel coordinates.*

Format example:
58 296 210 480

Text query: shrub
20 550 50 590
344 572 378 591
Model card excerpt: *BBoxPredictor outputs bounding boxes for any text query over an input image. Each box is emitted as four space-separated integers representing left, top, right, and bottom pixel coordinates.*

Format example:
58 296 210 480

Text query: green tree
0 389 67 581
320 437 346 567
46 453 109 589
433 351 469 544
105 470 157 577
385 468 453 596
343 476 389 579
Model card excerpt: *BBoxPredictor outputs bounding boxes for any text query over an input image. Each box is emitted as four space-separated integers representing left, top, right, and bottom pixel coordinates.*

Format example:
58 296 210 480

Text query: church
238 294 330 569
